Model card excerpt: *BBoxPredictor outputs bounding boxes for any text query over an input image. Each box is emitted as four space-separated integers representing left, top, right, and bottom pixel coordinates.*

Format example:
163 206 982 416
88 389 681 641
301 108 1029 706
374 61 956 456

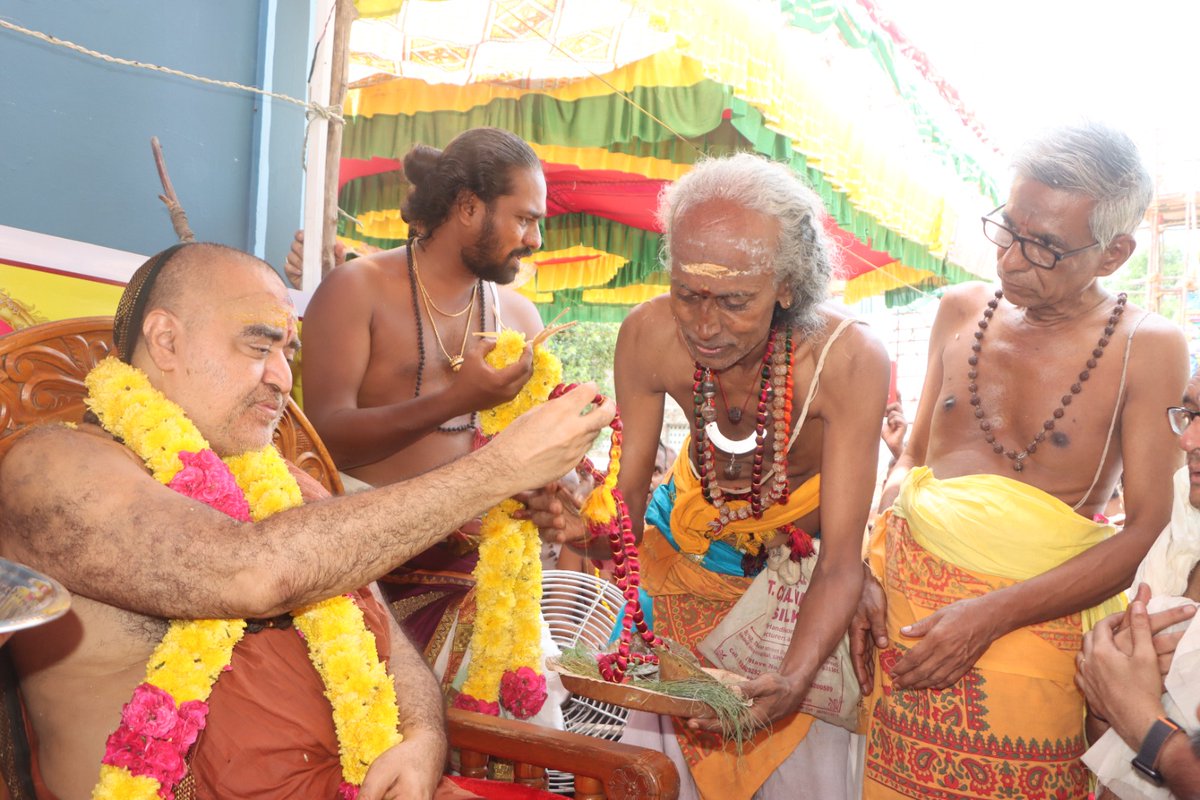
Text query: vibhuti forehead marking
680 262 738 278
677 232 776 274
237 301 297 334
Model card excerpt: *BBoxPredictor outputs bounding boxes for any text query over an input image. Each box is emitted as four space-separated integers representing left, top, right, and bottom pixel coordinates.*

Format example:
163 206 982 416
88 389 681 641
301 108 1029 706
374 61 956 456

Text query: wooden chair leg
514 762 547 790
574 775 605 800
458 749 488 780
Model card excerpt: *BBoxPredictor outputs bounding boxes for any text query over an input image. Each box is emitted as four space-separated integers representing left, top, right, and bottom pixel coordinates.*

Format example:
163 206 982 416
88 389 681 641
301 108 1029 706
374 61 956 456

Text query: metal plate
0 559 70 635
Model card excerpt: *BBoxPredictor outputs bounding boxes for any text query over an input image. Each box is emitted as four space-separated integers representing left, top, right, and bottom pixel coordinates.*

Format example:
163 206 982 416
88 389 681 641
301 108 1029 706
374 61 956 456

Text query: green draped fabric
535 290 640 324
541 214 665 287
341 83 964 285
725 97 958 278
343 82 730 160
778 0 998 202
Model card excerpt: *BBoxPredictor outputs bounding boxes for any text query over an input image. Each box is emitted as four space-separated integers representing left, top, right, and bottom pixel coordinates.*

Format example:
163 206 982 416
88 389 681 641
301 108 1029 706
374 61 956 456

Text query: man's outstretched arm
0 384 612 620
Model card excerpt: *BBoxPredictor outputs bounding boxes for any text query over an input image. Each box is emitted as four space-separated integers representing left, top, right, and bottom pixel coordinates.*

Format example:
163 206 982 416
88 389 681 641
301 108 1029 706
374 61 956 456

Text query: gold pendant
449 356 464 372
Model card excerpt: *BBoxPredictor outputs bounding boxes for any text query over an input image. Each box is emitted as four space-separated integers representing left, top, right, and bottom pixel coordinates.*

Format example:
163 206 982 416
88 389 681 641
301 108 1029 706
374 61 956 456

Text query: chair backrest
0 317 342 494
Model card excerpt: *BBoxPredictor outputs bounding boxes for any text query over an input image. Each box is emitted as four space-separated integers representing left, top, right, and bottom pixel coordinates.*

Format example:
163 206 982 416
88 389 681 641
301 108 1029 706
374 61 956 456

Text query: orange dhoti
621 447 851 800
862 467 1125 800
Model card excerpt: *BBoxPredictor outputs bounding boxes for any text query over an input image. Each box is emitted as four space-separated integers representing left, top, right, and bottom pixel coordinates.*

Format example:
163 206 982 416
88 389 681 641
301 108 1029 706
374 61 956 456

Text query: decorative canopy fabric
342 0 1000 318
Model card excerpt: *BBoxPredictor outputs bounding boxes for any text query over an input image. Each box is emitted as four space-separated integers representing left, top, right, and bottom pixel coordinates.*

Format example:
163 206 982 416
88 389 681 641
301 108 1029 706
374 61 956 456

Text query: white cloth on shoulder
1131 467 1200 598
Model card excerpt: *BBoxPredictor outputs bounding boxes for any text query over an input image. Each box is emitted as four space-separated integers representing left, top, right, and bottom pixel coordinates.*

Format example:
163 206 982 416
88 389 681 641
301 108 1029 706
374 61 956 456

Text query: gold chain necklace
412 247 475 372
412 245 478 318
417 278 472 376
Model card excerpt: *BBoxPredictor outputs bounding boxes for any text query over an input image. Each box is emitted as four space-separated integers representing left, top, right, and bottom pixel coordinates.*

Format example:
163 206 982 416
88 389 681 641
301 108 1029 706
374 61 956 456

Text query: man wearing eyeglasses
853 122 1189 799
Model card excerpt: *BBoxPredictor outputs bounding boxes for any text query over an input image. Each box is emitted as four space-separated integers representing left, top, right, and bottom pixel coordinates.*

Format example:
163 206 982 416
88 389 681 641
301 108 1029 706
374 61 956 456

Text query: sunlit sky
876 0 1200 191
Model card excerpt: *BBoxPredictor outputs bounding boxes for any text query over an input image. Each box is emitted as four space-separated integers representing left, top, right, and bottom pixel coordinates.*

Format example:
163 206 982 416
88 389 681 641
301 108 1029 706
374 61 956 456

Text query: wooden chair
0 317 679 800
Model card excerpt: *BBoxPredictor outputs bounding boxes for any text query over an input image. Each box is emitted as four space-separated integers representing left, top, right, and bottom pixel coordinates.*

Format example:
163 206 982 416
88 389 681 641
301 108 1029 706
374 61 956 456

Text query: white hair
1012 123 1152 249
657 153 835 333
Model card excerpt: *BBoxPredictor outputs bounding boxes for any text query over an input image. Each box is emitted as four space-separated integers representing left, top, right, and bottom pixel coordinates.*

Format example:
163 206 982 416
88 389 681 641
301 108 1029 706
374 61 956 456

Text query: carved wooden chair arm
448 708 679 800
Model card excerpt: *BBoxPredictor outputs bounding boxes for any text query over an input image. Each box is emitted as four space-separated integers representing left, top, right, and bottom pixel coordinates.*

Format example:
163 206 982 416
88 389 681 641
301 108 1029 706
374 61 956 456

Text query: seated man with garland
0 242 610 799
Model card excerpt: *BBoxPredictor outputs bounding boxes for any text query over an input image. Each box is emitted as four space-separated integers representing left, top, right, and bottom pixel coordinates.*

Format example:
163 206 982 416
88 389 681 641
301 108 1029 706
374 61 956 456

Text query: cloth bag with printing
697 541 860 731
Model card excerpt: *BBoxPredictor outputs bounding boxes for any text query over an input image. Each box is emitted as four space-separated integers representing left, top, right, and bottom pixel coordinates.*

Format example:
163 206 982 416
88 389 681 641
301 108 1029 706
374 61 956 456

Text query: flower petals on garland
294 595 402 789
457 332 562 718
85 358 398 799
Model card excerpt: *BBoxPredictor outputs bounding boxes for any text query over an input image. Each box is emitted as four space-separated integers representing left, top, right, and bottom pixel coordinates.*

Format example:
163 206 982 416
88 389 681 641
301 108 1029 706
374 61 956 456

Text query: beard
461 212 531 284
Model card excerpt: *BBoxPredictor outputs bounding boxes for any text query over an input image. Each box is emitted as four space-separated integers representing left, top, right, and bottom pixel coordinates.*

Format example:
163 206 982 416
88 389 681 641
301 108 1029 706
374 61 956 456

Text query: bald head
118 243 297 455
144 243 280 319
118 243 284 364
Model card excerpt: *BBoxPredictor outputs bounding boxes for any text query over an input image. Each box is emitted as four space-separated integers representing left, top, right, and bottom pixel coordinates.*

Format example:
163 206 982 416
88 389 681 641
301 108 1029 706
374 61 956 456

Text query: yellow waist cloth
892 465 1124 630
666 437 821 559
862 467 1123 799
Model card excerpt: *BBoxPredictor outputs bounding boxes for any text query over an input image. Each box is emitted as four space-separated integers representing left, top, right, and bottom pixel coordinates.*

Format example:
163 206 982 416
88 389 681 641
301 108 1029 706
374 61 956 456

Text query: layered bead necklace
969 289 1127 472
406 240 485 434
692 326 794 531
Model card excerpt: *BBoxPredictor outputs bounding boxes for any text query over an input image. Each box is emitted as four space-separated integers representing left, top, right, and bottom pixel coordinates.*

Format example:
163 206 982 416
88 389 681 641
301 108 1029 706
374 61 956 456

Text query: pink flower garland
101 684 207 797
100 450 246 799
451 694 501 717
167 450 252 522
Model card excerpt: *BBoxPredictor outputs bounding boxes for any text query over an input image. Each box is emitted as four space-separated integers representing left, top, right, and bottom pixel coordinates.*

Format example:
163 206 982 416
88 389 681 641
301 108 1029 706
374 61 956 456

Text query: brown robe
187 581 479 799
29 465 481 800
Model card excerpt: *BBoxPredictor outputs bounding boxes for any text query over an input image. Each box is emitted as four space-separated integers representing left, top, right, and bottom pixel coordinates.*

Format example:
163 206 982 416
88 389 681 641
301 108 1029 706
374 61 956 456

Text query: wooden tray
550 659 744 718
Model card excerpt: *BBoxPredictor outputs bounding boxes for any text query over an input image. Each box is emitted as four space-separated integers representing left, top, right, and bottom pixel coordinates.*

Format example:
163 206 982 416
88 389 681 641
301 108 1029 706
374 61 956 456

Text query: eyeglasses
1167 406 1200 436
981 205 1100 270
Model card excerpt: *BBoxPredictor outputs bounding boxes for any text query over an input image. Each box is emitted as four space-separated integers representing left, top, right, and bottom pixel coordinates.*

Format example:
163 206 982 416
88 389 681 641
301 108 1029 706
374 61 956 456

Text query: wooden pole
151 137 196 243
321 0 357 276
301 0 336 292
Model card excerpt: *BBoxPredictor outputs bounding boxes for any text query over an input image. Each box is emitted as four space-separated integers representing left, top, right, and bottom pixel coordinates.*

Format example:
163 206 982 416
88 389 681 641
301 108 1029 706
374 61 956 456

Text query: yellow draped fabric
862 466 1124 800
841 262 940 305
354 209 409 240
512 284 555 304
635 2 958 257
639 446 822 799
346 50 709 118
531 143 692 181
528 246 625 291
0 262 122 324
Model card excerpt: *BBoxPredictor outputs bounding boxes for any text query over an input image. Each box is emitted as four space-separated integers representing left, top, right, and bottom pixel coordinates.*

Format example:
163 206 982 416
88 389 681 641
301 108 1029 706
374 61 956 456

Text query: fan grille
540 570 631 794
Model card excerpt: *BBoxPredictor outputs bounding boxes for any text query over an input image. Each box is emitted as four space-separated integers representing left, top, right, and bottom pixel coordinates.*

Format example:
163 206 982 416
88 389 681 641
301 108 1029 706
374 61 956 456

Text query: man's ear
454 189 481 226
140 308 181 371
1097 233 1137 277
775 280 794 309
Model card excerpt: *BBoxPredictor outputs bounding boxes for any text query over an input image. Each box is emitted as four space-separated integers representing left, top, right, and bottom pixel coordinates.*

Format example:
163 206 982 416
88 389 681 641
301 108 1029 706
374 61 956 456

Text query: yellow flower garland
85 358 400 797
460 333 561 709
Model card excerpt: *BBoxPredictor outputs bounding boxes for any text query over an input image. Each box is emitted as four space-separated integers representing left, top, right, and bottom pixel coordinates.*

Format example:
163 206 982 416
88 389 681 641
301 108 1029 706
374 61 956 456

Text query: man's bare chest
934 313 1130 466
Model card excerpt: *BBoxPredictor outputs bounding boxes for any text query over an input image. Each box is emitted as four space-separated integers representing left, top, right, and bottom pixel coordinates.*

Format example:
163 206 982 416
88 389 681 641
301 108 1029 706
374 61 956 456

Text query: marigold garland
456 332 560 717
461 330 662 712
84 358 400 799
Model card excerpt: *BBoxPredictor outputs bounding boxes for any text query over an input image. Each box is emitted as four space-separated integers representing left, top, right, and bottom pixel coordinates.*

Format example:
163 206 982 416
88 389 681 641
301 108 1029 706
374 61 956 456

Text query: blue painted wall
0 1 311 268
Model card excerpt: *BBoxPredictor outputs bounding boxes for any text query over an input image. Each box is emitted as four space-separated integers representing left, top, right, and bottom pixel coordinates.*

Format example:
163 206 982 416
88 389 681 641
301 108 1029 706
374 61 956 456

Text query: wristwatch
1131 716 1183 785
